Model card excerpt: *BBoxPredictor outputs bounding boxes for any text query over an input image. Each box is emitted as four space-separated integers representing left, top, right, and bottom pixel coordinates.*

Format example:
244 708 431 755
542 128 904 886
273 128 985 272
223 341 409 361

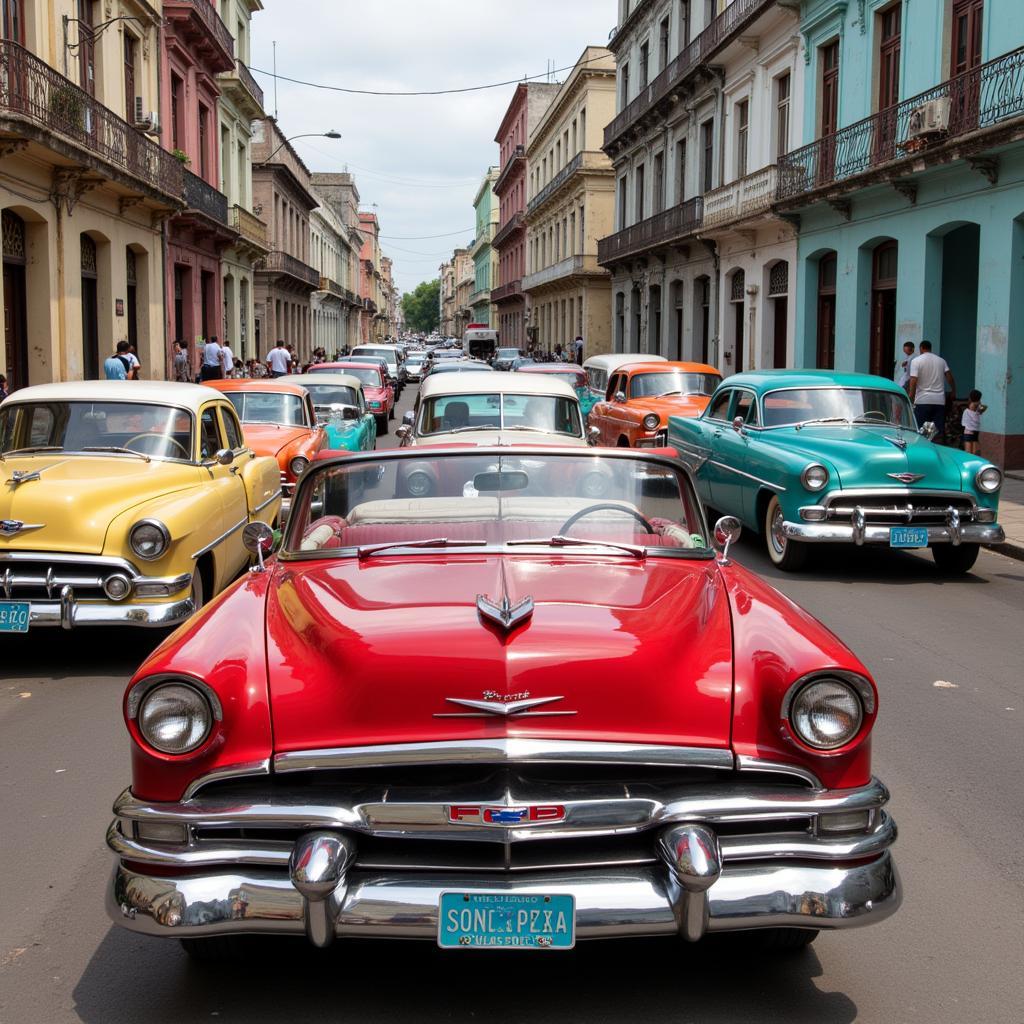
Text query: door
600 372 630 445
77 0 95 102
819 41 840 183
80 234 99 379
950 0 983 131
876 4 901 162
773 298 788 368
870 242 897 378
199 404 249 585
2 209 28 391
710 389 758 520
816 253 837 369
733 301 744 374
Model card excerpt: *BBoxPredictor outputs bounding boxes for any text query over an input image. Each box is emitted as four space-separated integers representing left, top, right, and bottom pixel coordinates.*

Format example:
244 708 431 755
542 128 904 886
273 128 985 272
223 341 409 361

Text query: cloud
250 0 615 295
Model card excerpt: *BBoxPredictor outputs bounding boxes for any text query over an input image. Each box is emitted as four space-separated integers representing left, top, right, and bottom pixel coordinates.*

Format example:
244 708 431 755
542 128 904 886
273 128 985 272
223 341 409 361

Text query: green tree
402 279 440 334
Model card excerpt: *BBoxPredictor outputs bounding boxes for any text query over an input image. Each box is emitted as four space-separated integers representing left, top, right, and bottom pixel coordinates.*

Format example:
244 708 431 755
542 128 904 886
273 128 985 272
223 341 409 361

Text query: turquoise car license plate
438 892 575 950
0 601 30 632
890 526 929 548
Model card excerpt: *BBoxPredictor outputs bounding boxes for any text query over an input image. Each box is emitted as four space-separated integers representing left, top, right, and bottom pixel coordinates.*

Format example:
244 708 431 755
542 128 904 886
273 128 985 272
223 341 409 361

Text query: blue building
777 0 1024 468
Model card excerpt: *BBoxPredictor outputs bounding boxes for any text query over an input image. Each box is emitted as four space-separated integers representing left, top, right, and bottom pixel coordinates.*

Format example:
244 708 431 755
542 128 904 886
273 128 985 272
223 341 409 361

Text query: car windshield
225 392 307 426
287 453 709 558
419 393 582 437
630 371 720 399
0 401 194 461
496 349 520 359
334 367 382 387
303 384 360 409
762 388 916 428
430 362 494 373
354 349 396 368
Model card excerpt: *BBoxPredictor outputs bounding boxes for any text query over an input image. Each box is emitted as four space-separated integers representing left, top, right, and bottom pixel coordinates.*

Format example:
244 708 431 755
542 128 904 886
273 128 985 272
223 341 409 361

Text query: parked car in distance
351 345 407 395
517 362 597 417
589 362 722 449
493 347 523 371
404 352 426 382
289 374 377 453
306 362 395 434
669 370 1005 572
105 445 899 957
583 352 667 407
422 359 494 379
0 381 281 629
205 380 326 510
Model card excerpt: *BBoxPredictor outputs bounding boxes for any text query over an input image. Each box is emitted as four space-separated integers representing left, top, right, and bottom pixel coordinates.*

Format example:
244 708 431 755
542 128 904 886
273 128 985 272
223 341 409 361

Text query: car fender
237 452 283 525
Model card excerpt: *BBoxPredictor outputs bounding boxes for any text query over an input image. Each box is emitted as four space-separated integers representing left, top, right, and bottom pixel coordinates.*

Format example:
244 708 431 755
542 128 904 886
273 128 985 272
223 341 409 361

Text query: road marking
933 680 959 689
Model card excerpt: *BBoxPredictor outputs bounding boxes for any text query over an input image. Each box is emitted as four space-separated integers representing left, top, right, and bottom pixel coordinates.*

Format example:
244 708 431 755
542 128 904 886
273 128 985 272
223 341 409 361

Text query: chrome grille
823 491 976 526
0 555 130 600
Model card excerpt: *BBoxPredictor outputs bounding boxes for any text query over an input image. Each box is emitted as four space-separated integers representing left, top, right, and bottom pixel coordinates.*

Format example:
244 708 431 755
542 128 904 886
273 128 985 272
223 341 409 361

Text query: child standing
961 389 986 454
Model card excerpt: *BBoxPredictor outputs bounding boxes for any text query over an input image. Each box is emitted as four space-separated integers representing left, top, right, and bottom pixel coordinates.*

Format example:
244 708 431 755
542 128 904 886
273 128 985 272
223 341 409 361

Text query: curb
995 541 1024 562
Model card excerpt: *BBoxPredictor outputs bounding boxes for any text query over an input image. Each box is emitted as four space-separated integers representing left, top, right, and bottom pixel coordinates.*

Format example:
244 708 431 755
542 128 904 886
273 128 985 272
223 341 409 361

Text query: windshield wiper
357 537 487 560
2 446 64 458
497 425 558 433
81 446 151 462
794 417 852 431
507 535 646 559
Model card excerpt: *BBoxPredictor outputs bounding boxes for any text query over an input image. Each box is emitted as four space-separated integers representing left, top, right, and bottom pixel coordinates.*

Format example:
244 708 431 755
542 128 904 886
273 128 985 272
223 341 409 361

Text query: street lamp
255 131 341 167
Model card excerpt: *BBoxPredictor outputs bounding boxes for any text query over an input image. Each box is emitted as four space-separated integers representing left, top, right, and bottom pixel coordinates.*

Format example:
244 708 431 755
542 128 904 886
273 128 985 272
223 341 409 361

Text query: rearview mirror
243 521 276 572
920 421 938 440
395 425 412 441
473 470 529 493
732 416 746 434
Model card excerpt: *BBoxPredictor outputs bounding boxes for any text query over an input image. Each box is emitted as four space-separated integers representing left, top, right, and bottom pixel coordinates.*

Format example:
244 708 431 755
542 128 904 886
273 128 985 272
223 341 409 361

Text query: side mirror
920 421 938 440
615 391 627 403
341 406 359 421
402 410 415 427
732 416 746 435
395 425 412 441
243 521 276 572
202 448 234 468
587 425 601 445
713 515 742 564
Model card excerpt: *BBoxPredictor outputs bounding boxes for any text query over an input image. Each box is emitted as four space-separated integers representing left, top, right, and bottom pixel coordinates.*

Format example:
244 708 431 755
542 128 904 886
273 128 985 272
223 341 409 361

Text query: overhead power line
381 228 477 240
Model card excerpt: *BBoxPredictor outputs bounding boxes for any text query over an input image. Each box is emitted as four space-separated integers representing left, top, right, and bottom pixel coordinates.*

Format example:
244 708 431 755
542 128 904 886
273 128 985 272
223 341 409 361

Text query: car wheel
377 415 389 436
747 928 819 952
932 543 980 575
764 494 807 572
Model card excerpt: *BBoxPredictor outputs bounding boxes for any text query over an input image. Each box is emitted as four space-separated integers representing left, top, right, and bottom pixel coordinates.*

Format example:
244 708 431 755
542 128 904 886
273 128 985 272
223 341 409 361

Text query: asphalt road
2 382 1022 1024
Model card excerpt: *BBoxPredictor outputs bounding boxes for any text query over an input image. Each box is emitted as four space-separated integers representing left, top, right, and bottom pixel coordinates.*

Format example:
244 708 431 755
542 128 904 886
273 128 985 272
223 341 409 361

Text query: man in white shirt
201 336 224 381
896 341 915 390
220 340 235 379
908 340 956 440
267 340 291 378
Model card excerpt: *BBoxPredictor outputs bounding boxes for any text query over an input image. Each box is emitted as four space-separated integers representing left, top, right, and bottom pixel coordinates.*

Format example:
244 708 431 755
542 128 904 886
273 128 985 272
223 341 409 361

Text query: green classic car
669 370 1005 573
290 374 377 454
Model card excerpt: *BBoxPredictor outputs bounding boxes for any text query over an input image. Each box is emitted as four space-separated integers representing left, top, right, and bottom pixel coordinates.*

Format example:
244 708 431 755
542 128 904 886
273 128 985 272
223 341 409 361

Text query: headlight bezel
289 456 310 479
129 519 170 562
975 465 1002 493
800 463 830 492
780 670 875 753
127 674 222 757
642 413 661 432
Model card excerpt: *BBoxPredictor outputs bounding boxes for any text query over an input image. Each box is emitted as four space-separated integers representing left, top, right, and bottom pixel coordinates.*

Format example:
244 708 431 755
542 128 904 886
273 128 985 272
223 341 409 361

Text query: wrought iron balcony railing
702 165 777 229
219 59 264 115
230 204 268 247
523 254 605 291
164 0 234 72
527 152 582 216
777 46 1024 202
604 0 775 151
469 287 493 307
491 278 522 302
183 169 228 224
493 143 526 194
597 196 703 265
257 251 319 288
318 276 346 299
0 40 184 202
492 211 525 249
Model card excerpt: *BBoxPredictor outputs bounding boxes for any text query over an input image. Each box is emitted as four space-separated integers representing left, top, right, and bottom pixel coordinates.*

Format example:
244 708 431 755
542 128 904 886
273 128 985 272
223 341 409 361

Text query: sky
250 0 615 298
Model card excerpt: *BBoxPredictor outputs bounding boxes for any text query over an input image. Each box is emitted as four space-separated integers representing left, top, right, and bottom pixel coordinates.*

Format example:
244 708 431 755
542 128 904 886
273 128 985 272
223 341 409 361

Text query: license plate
438 892 575 950
890 526 929 548
0 601 30 632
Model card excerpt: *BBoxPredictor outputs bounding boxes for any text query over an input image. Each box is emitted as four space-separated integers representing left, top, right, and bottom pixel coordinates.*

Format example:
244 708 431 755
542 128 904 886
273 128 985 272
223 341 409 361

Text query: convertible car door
709 388 759 524
198 403 249 585
697 388 734 511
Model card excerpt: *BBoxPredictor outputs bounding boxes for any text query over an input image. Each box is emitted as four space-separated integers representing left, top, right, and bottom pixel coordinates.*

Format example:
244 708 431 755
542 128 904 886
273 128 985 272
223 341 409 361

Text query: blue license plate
890 526 929 548
438 892 575 950
0 601 30 632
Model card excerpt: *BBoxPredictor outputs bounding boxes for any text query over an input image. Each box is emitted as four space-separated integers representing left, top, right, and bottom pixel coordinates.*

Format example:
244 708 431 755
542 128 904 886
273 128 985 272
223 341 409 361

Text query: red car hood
266 555 734 754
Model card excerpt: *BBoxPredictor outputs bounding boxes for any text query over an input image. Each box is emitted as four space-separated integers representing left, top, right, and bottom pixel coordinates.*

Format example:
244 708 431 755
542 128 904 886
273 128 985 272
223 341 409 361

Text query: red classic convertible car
106 447 899 957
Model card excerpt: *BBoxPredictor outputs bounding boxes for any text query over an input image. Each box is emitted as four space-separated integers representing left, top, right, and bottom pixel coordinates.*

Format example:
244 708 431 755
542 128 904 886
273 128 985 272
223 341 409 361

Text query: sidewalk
998 472 1024 560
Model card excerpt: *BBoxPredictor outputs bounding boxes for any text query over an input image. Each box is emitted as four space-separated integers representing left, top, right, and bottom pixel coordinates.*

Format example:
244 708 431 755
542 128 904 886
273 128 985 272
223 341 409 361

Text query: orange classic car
589 361 722 448
205 379 326 507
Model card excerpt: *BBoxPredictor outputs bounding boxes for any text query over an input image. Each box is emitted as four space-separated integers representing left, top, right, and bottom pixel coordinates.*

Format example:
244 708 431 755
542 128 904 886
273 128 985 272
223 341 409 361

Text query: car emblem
887 472 925 485
9 469 42 486
476 592 533 632
447 805 567 826
434 693 576 718
0 520 44 537
883 435 908 451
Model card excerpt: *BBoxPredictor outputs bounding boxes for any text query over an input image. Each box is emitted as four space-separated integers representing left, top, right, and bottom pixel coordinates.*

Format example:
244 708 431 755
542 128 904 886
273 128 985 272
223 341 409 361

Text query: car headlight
643 413 661 431
137 681 214 754
289 456 310 478
800 464 829 491
975 465 1002 493
784 675 871 750
129 519 169 561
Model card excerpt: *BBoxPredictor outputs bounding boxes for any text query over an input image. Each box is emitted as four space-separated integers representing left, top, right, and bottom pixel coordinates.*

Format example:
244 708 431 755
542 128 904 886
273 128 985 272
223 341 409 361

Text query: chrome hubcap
770 507 786 556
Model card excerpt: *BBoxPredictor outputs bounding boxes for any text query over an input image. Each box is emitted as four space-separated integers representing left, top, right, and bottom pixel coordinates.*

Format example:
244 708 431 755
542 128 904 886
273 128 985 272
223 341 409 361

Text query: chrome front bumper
22 591 194 629
784 521 1004 546
106 776 900 945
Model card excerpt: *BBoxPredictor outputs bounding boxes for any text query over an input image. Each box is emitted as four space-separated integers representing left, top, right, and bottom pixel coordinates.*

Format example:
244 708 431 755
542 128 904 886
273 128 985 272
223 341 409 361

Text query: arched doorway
80 233 99 379
729 269 745 373
816 252 837 369
768 260 789 368
648 284 662 354
2 209 29 390
125 248 138 354
870 240 897 378
615 291 625 352
630 285 641 349
694 275 710 364
670 280 684 361
938 223 980 388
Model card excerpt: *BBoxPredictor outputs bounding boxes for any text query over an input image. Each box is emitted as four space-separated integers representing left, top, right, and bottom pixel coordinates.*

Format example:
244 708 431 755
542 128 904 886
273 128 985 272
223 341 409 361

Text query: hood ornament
9 469 42 486
887 472 925 485
0 520 44 537
435 693 576 718
883 435 908 451
476 561 533 633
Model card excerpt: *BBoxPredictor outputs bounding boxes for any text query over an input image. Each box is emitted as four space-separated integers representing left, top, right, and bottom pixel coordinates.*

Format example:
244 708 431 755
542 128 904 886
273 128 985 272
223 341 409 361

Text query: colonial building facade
523 47 617 359
310 172 363 352
470 167 498 327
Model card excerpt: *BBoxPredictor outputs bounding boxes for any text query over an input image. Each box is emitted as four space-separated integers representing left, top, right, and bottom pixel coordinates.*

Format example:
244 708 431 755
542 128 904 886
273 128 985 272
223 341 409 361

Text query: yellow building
523 46 616 360
1 0 182 388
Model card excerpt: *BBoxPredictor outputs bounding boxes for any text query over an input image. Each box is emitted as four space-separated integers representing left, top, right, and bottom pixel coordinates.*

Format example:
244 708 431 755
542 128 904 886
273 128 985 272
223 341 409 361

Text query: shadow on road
72 928 858 1024
1 628 167 678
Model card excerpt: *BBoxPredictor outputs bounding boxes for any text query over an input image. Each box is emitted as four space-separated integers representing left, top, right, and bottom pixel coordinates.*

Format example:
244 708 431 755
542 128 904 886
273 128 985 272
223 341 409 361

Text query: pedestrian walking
896 341 915 390
0 374 8 400
220 339 235 379
201 336 224 381
961 389 986 454
125 344 141 380
573 335 584 364
172 341 191 383
908 340 955 440
267 340 291 378
104 341 131 380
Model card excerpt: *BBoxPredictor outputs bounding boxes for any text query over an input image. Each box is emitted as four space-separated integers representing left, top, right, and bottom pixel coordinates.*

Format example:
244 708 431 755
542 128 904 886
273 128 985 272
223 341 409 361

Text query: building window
639 41 650 90
816 253 837 370
951 0 983 76
659 16 670 71
701 119 714 193
653 150 665 213
735 99 749 178
123 33 137 121
679 0 690 48
675 139 686 202
775 72 791 159
704 0 715 28
572 118 578 153
580 108 586 145
579 205 585 250
878 3 901 109
635 162 645 222
1 0 26 44
820 40 840 138
618 176 628 229
170 73 183 151
621 63 630 106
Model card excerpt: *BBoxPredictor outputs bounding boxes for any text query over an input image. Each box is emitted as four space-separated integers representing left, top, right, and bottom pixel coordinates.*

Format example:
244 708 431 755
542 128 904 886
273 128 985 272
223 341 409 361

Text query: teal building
778 0 1024 467
470 168 500 327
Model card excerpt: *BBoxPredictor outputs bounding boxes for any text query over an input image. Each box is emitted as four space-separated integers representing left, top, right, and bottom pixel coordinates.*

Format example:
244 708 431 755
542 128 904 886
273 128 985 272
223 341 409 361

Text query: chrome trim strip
707 460 786 492
735 755 822 789
191 517 248 560
182 758 272 801
253 489 284 515
0 551 142 571
821 488 977 508
272 740 737 774
21 595 194 628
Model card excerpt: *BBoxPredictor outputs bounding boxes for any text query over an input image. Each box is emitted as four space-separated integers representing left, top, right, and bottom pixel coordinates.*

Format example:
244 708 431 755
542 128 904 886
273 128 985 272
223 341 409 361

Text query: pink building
492 82 559 347
358 211 383 342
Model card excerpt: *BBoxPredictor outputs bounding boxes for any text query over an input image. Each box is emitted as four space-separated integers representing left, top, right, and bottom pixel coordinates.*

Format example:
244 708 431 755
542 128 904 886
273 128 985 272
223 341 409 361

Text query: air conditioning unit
907 97 951 140
133 97 161 134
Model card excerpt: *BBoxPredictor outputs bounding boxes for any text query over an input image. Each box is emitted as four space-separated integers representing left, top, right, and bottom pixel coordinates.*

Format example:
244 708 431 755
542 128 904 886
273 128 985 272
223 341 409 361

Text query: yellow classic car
0 381 283 630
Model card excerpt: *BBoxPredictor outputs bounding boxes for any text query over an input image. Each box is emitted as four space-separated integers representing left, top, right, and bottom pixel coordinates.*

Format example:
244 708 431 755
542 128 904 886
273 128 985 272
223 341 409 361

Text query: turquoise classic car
669 370 1005 573
290 374 377 453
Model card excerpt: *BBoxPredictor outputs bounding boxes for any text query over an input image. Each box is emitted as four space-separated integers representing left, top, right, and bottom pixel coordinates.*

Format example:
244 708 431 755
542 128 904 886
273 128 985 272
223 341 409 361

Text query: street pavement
1 383 1022 1024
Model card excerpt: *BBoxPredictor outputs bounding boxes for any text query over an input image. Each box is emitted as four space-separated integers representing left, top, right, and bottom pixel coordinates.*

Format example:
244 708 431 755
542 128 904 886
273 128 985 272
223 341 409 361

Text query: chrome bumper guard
20 589 194 629
107 777 900 946
785 519 1004 547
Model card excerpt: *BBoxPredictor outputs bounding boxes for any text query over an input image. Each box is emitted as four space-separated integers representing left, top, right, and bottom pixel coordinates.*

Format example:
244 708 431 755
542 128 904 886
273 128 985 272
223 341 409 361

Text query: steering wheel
559 503 656 535
853 410 887 422
124 433 189 459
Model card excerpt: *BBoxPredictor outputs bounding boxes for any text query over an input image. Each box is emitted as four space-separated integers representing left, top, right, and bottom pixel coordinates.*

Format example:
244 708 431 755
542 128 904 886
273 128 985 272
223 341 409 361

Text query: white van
583 352 668 402
462 328 498 363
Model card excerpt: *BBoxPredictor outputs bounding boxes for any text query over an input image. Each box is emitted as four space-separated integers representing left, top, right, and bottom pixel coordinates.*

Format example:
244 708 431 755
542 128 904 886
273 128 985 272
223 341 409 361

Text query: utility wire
381 228 477 240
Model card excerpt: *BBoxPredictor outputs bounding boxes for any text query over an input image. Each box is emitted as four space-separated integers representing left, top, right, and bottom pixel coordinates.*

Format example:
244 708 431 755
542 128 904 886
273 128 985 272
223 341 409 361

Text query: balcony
493 143 526 194
469 287 493 308
229 204 269 250
318 276 346 299
604 0 775 153
777 46 1024 204
522 254 607 291
470 223 496 256
702 165 777 229
164 0 235 74
607 0 655 52
597 196 703 266
257 251 320 289
0 40 184 205
492 211 525 250
218 59 264 119
491 279 522 303
183 168 228 222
